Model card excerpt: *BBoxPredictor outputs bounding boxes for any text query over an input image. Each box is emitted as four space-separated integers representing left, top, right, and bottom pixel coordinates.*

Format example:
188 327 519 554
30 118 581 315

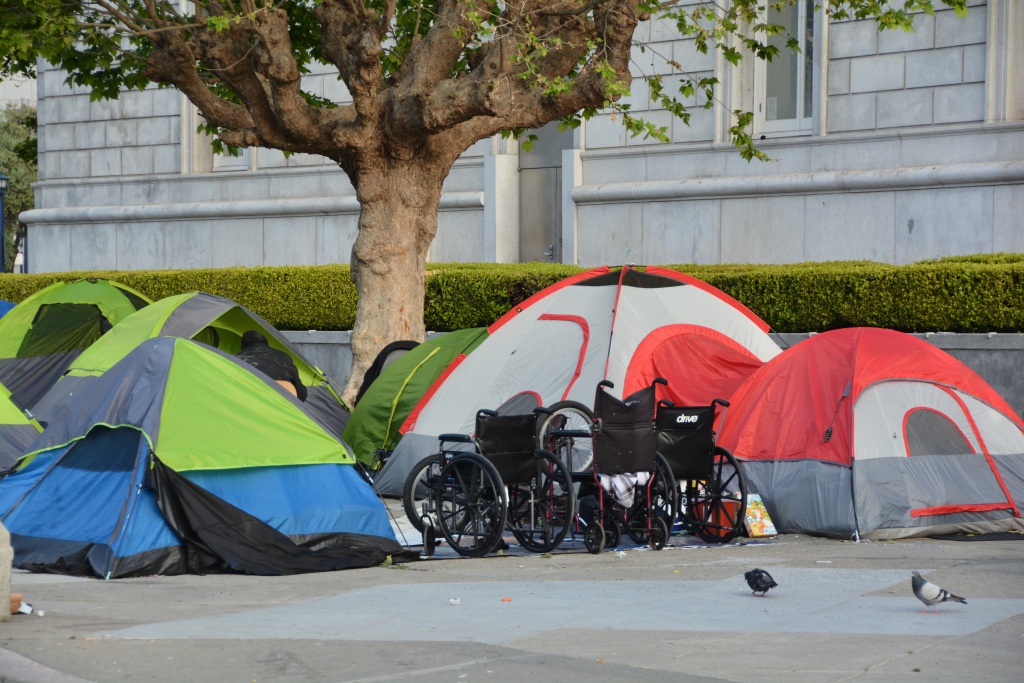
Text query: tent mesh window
18 304 109 357
905 409 975 456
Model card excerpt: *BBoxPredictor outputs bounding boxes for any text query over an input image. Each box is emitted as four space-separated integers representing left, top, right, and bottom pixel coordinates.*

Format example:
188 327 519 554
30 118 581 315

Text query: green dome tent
342 328 488 469
0 279 151 411
34 292 350 443
0 380 43 475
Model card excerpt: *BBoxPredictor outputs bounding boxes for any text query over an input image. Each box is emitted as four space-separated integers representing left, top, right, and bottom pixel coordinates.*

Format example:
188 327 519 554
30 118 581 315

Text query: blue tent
0 337 409 578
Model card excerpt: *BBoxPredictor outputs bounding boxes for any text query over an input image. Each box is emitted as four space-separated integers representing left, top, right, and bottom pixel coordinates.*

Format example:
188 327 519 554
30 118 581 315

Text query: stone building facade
0 78 35 109
20 0 1024 273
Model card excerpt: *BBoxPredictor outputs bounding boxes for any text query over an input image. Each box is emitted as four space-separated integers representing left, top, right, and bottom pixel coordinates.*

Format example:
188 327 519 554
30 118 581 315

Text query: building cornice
572 161 1024 204
21 192 484 225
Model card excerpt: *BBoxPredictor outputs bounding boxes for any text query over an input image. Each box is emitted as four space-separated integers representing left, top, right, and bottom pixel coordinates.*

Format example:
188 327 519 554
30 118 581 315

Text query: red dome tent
373 265 782 496
718 327 1024 539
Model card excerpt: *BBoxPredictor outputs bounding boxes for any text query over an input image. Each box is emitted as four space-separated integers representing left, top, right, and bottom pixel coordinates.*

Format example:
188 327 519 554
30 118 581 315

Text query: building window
755 0 815 135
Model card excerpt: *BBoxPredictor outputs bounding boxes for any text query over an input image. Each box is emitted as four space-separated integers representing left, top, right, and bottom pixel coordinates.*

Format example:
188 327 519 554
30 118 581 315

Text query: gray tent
34 292 350 445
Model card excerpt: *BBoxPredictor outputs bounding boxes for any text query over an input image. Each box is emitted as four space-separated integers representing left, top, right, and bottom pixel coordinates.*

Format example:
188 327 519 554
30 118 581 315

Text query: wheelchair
655 397 748 543
403 407 575 558
574 379 677 554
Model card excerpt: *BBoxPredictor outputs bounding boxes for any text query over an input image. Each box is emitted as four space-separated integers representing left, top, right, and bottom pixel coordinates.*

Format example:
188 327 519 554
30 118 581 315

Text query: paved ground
3 503 1023 683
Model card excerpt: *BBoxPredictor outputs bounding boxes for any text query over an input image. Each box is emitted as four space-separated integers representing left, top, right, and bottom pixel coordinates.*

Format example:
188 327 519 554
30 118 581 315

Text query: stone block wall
22 1 1024 273
38 70 181 182
829 3 988 131
565 0 1024 267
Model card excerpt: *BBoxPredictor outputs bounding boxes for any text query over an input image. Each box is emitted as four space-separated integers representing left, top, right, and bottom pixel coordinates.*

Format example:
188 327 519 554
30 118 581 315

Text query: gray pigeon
912 570 967 613
745 568 778 596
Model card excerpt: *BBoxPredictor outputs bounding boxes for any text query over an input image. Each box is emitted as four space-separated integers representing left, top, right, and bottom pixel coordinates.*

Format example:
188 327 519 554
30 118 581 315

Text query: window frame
753 0 817 137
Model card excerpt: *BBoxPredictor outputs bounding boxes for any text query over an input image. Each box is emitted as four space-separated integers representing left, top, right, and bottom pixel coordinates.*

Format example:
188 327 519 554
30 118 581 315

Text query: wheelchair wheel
626 453 678 545
584 522 605 554
437 455 508 557
537 401 594 473
509 450 575 553
684 446 747 544
402 454 443 534
648 517 669 551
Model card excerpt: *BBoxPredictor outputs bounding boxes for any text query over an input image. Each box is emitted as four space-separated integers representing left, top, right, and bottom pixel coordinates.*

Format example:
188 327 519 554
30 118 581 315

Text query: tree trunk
342 164 444 406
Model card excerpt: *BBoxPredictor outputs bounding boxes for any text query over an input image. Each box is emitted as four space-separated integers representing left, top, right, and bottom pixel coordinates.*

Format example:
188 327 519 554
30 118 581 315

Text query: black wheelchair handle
477 409 499 418
711 398 731 408
534 406 553 416
438 433 473 443
658 399 676 409
598 379 615 389
653 377 668 386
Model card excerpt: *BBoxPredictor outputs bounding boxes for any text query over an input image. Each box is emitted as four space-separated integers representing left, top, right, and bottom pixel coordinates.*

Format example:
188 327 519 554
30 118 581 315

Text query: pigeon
745 568 778 596
911 570 967 613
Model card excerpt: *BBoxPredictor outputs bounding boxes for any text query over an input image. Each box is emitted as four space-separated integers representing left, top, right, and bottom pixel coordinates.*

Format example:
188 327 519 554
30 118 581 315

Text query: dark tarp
149 459 415 575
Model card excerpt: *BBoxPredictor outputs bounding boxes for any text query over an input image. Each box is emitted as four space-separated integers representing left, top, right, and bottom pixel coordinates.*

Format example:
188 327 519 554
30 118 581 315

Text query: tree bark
342 162 444 405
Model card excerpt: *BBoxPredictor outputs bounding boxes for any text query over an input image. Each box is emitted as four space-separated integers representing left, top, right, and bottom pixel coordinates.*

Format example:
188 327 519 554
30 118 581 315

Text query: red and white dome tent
374 265 782 496
718 327 1024 539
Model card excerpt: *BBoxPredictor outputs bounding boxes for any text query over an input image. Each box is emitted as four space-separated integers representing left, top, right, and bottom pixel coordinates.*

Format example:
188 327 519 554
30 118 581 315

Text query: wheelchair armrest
438 433 473 443
549 429 591 439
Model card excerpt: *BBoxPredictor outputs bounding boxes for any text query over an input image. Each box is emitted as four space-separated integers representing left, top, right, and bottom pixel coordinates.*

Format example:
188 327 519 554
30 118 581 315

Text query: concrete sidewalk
3 523 1024 683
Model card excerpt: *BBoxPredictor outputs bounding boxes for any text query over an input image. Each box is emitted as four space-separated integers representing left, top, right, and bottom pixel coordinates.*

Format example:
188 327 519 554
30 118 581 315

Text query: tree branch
316 0 385 119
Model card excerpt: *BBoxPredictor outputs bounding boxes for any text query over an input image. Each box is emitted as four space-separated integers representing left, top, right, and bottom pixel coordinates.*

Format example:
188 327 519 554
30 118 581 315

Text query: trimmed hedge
684 261 1024 333
423 263 582 330
0 266 359 331
1 255 1023 333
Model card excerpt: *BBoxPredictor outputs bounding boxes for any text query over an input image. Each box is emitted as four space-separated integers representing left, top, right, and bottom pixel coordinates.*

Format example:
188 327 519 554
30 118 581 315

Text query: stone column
483 137 520 263
986 0 1024 122
560 148 582 265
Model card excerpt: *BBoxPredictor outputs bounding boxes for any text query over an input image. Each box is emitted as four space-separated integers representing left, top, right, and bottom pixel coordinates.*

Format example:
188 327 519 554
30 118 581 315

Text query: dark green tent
342 328 488 469
0 279 151 411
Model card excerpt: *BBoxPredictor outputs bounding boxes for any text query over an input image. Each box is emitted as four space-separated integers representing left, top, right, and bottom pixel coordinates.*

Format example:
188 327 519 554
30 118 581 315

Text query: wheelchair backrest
475 411 539 484
593 384 657 474
655 404 715 480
